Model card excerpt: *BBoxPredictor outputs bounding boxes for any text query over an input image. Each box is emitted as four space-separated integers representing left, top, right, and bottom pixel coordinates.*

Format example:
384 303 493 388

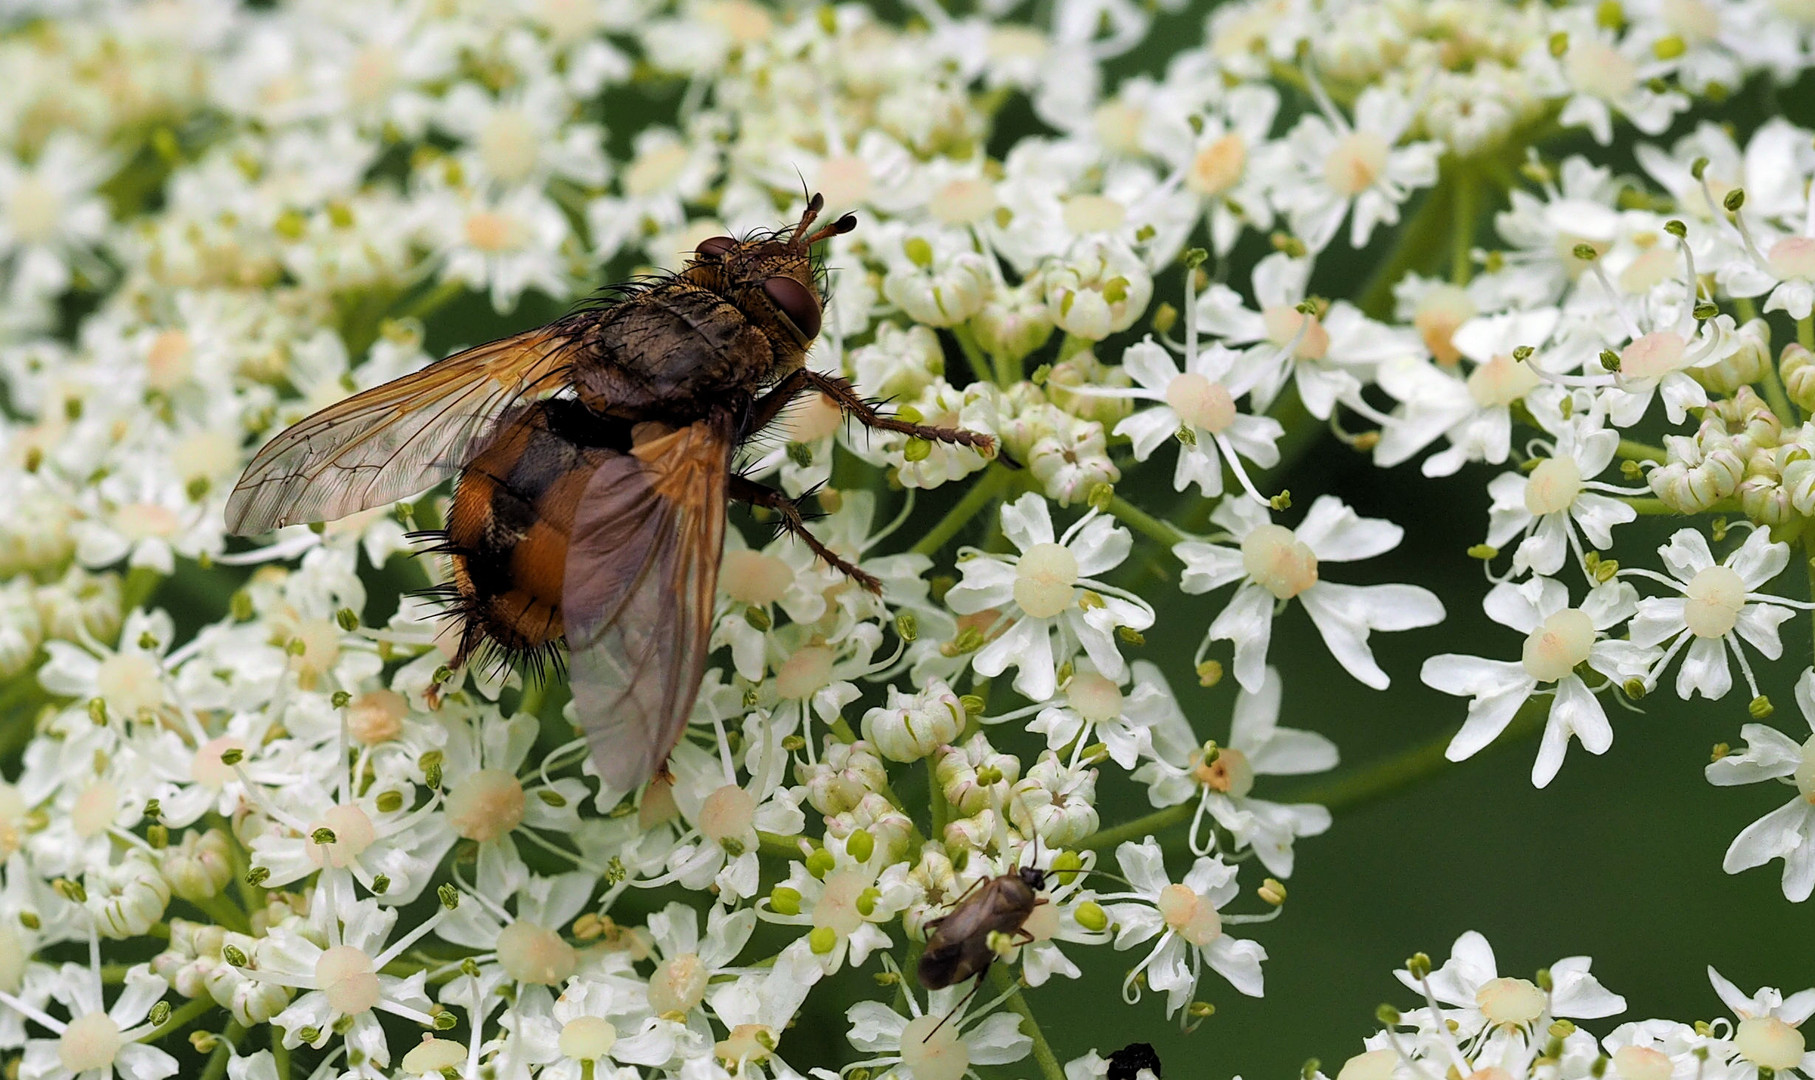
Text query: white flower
1705 968 1815 1080
1038 237 1153 340
1623 527 1803 702
1398 930 1627 1035
1107 335 1282 501
12 959 176 1080
0 134 115 300
418 181 577 312
946 493 1154 702
1705 668 1815 901
1135 665 1337 876
862 680 966 763
1175 495 1445 694
1272 85 1439 253
1098 837 1265 1016
1483 415 1639 578
1423 578 1650 788
842 968 1032 1080
1026 659 1176 771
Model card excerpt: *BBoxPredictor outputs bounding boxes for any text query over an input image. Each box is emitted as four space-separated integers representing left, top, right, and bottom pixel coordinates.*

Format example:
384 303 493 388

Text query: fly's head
690 193 857 358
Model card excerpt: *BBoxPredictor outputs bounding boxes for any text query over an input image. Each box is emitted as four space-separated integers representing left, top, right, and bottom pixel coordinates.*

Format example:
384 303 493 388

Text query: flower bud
1650 430 1743 513
1043 349 1132 425
1738 449 1793 525
160 828 235 902
1009 752 1099 847
861 680 964 762
972 279 1055 363
1782 343 1815 412
1693 318 1770 392
87 851 171 938
0 581 43 679
825 793 914 864
1026 410 1120 507
883 249 993 327
1039 240 1153 341
796 741 888 815
850 323 944 401
934 734 1021 815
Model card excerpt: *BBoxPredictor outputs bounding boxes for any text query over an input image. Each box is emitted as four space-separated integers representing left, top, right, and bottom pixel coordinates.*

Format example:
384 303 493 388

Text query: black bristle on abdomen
403 530 568 687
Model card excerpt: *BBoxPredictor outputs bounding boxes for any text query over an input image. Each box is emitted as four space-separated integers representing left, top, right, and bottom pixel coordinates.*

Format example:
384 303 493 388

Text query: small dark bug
1108 1042 1163 1080
917 863 1047 992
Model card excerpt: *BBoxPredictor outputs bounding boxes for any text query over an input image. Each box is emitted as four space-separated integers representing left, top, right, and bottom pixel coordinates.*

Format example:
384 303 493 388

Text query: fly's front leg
798 371 997 453
728 474 882 594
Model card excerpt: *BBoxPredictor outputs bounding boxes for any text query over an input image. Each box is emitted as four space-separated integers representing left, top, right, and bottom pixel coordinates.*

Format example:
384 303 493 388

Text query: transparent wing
225 324 582 534
564 416 733 795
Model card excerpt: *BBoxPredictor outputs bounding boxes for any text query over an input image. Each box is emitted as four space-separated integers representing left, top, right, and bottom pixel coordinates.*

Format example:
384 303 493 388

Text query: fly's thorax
573 281 781 413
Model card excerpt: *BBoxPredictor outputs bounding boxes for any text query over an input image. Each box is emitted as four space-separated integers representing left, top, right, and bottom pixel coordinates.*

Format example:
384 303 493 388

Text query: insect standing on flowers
225 194 996 793
916 860 1049 1037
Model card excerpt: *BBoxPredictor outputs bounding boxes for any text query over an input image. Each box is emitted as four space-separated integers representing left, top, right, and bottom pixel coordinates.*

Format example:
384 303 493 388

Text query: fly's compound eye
763 276 821 342
696 235 737 259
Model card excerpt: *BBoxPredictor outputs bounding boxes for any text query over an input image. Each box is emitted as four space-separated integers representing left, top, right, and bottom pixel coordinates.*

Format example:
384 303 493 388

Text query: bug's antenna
790 191 826 246
803 211 858 248
923 976 987 1042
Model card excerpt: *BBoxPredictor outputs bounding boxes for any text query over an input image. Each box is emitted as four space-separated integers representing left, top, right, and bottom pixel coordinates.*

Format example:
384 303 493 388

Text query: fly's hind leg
728 475 883 594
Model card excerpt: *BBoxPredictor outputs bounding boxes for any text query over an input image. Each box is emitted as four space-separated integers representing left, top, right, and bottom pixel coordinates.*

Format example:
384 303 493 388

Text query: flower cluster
1 0 1815 1076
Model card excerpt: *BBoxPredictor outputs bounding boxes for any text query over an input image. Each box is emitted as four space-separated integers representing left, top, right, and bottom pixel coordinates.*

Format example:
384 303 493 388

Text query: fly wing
563 414 734 794
225 324 583 534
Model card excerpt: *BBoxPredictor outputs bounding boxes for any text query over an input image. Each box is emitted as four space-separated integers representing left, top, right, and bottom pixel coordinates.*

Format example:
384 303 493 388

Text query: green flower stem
140 995 217 1043
759 831 807 860
1357 177 1455 320
1800 316 1814 352
1105 495 1186 550
273 1038 290 1080
1621 497 1685 515
199 1021 247 1080
1616 439 1668 463
395 277 470 326
928 755 952 839
191 892 251 934
1451 161 1479 285
909 466 1012 557
1805 534 1815 670
122 566 163 615
1080 700 1551 853
949 324 998 387
1761 361 1799 427
990 965 1065 1080
517 679 547 722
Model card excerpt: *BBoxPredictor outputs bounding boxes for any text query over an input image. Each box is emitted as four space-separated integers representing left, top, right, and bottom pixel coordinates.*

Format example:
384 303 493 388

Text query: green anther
787 442 814 468
1377 1004 1402 1025
1175 425 1198 447
1592 1056 1609 1078
337 608 359 631
817 5 837 32
1724 188 1746 212
312 827 337 845
605 857 627 885
1273 234 1308 259
1151 303 1177 336
326 201 355 229
1536 967 1554 991
372 875 391 894
1750 695 1775 719
1189 1001 1216 1019
331 690 351 709
1302 1061 1321 1080
1572 243 1600 261
809 926 837 954
147 824 168 849
1665 219 1687 238
1269 490 1293 511
424 762 443 788
1550 1020 1577 1038
1467 544 1500 560
376 791 404 813
781 735 806 752
19 912 39 930
904 237 934 268
222 944 247 967
872 970 899 988
1693 302 1719 321
434 1012 457 1031
220 748 244 766
1594 559 1619 583
88 698 107 725
432 665 452 684
721 838 745 856
1196 660 1223 687
942 626 985 657
1624 678 1647 700
1405 952 1432 979
1711 742 1731 762
1512 345 1535 361
806 848 836 878
976 765 1004 786
959 694 985 717
1599 349 1622 372
743 687 760 708
1691 157 1710 180
231 591 254 621
1653 35 1685 59
299 1027 321 1044
896 613 918 642
139 631 158 651
438 883 460 909
744 607 772 632
539 789 568 808
1052 850 1083 885
1548 31 1568 54
903 437 932 462
1295 298 1317 315
286 638 307 657
53 878 84 903
1102 277 1129 305
274 209 307 239
856 887 880 917
1030 363 1052 385
770 886 802 916
186 477 210 501
246 866 270 887
847 830 875 863
461 957 482 978
1182 248 1209 270
1087 482 1115 511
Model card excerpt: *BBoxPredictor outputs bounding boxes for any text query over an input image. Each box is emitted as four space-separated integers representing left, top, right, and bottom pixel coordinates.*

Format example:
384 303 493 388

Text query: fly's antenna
789 192 825 246
790 191 859 249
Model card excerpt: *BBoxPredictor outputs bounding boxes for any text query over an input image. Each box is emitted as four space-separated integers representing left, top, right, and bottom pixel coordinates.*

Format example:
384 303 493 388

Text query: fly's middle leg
727 475 882 593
